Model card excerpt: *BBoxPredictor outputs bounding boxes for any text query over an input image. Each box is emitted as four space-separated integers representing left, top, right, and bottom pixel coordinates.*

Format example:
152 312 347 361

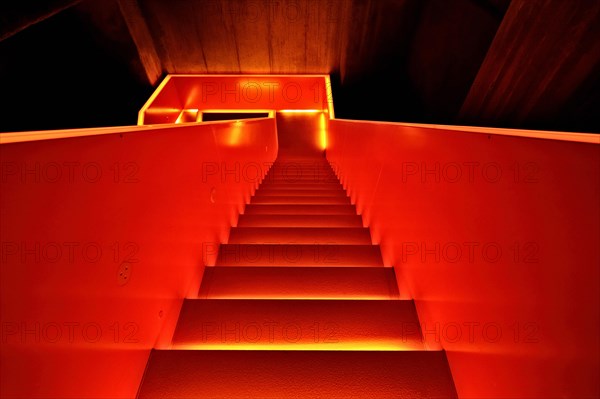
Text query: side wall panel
0 119 277 398
327 119 600 398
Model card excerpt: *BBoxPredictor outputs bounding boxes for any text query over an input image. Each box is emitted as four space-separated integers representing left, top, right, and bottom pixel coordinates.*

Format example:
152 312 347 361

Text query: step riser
199 267 399 299
269 162 333 165
216 244 383 267
237 215 363 228
173 299 423 350
138 351 458 399
258 183 343 190
244 205 357 215
251 196 351 205
263 173 339 183
268 167 334 172
228 228 372 245
255 190 347 197
267 170 334 173
265 170 336 175
261 179 340 185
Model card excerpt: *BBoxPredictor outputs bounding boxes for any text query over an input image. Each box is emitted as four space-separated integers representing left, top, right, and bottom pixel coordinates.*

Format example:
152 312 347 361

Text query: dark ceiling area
1 0 598 133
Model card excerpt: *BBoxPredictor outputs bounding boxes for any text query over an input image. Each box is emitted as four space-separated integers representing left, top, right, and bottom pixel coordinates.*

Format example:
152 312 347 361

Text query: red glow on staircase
137 152 458 397
198 267 399 299
138 350 456 399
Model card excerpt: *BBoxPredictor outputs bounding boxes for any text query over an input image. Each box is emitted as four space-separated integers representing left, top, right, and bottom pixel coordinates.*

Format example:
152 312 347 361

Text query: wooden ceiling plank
268 0 308 74
117 0 162 85
193 0 240 73
141 0 208 73
459 0 600 127
225 0 271 73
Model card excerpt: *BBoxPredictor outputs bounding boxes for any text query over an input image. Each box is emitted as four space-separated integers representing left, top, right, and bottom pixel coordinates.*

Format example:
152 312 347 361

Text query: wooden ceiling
107 0 428 83
1 0 598 133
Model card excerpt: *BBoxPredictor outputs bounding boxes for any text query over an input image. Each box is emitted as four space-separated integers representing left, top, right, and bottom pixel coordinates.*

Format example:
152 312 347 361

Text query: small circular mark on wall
117 262 132 286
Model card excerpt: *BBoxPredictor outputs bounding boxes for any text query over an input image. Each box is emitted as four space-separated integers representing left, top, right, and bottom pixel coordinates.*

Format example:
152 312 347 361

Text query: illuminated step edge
199 267 399 299
172 299 423 350
243 204 357 215
227 227 372 245
215 244 383 267
237 214 363 228
137 350 458 399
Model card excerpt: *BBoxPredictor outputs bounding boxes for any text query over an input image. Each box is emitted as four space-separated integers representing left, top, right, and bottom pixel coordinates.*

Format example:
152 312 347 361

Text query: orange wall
141 75 332 125
276 112 327 157
327 119 600 398
0 119 277 398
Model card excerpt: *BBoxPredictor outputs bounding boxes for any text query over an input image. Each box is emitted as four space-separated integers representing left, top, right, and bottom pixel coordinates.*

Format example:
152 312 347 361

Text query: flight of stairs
137 154 457 398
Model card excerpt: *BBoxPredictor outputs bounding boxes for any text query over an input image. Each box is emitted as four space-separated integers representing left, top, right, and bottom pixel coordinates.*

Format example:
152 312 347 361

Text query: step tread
244 204 357 215
138 350 458 399
265 172 337 178
237 214 363 227
260 180 344 190
267 166 335 171
172 299 423 349
216 244 383 266
228 227 372 245
255 189 347 197
263 175 339 180
199 266 399 299
258 183 343 190
251 196 351 205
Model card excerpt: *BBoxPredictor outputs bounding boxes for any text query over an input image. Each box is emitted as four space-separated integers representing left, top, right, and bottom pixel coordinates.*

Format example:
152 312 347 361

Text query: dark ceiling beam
468 0 512 19
117 0 162 85
459 0 600 129
0 0 82 42
405 0 505 123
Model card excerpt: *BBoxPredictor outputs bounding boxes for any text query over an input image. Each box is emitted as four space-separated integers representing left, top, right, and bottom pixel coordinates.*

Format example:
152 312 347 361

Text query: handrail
0 118 273 144
331 118 600 144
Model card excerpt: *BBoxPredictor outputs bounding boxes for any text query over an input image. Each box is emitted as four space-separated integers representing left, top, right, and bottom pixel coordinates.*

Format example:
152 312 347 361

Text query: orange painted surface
137 350 456 398
243 203 357 215
137 149 457 397
275 112 328 156
0 119 277 398
172 299 424 350
228 227 373 245
2 73 597 398
327 118 600 398
198 267 399 299
140 75 333 125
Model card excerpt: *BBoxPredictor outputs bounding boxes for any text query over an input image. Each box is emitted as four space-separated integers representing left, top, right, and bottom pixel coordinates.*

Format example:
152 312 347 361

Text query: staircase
137 154 458 398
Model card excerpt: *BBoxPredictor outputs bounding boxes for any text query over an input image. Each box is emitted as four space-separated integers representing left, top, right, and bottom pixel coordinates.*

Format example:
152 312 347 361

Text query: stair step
244 204 357 215
237 214 363 227
172 299 423 350
216 244 383 266
262 177 340 184
255 189 346 197
228 227 372 244
258 182 343 190
199 267 399 299
267 168 334 173
272 159 330 164
251 196 350 205
264 173 339 183
266 170 336 177
138 350 458 398
273 159 328 162
267 165 335 171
